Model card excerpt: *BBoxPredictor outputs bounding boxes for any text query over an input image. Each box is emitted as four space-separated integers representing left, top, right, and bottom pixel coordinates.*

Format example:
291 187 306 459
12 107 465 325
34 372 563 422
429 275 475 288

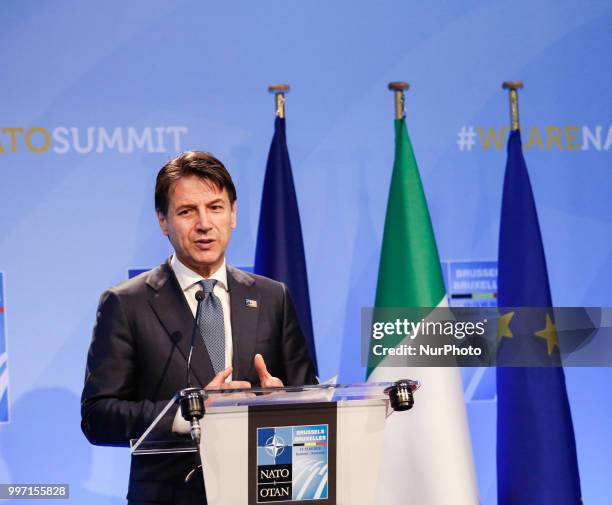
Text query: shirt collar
170 255 228 292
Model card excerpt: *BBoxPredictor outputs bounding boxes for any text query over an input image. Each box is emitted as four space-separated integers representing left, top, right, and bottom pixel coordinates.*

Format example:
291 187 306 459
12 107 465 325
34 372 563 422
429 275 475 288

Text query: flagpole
502 81 524 131
268 84 290 118
388 81 409 119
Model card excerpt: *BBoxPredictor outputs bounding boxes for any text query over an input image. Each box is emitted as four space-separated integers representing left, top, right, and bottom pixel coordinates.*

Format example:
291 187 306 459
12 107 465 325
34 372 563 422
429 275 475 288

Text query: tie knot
200 279 217 294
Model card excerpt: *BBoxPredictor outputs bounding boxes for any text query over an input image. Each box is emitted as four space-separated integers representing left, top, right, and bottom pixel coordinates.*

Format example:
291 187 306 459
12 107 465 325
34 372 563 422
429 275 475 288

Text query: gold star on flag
535 313 559 355
497 311 514 342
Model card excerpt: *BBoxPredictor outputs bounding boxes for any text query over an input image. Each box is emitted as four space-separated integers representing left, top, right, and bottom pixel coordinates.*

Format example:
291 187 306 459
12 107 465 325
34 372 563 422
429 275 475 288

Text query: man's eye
211 205 223 211
178 209 192 216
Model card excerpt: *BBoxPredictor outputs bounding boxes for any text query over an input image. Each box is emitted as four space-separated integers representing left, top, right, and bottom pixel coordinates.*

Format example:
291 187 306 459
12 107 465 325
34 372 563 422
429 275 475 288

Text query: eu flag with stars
255 116 318 375
497 130 581 504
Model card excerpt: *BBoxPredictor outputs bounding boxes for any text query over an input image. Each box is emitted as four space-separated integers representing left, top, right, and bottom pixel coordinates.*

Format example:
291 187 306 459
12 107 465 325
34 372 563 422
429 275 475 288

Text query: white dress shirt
170 255 234 376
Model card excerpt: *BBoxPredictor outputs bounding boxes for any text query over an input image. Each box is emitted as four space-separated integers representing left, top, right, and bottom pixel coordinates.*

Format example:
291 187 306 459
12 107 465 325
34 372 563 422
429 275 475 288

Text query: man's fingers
254 353 271 379
227 380 251 389
207 357 283 390
205 366 233 389
205 367 254 392
215 366 233 382
261 376 284 388
254 354 284 388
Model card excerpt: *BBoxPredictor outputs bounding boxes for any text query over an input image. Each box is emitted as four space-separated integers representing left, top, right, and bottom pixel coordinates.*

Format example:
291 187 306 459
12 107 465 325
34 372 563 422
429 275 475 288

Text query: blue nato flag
254 116 318 375
497 130 581 504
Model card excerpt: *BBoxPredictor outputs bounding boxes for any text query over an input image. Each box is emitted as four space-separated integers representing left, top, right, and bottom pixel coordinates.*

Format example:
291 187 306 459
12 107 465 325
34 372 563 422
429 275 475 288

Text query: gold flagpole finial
502 81 524 131
268 84 290 119
388 81 410 120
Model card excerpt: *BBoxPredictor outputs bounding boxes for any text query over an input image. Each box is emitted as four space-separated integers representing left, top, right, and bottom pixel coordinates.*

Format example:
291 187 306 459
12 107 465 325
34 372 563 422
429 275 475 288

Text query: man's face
157 175 237 277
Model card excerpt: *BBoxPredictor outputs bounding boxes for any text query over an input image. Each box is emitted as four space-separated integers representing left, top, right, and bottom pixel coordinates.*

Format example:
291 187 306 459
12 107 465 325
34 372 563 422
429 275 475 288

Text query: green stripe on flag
368 118 445 374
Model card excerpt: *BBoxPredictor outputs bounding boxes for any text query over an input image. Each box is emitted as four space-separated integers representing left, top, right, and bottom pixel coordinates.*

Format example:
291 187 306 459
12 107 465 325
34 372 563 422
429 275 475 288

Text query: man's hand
204 367 251 390
254 354 284 388
201 367 253 409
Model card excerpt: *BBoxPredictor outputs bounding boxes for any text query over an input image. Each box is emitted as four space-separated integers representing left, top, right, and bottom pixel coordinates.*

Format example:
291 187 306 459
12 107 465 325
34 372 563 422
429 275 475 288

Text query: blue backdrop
1 1 611 504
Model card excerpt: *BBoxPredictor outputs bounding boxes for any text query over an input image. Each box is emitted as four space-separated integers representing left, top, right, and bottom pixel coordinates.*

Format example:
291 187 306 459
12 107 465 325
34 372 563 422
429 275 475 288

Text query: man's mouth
194 238 215 250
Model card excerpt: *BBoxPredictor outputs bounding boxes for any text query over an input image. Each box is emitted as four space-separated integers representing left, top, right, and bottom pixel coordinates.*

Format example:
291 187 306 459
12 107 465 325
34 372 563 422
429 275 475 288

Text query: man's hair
155 151 237 215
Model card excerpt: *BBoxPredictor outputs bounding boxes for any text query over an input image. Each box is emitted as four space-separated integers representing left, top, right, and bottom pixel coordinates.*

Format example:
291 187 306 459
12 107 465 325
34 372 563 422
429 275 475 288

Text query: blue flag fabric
497 131 581 504
254 116 318 375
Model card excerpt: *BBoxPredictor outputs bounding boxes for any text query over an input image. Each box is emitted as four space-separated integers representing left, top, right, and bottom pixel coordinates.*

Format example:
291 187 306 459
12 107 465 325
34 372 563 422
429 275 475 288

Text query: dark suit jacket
81 260 317 504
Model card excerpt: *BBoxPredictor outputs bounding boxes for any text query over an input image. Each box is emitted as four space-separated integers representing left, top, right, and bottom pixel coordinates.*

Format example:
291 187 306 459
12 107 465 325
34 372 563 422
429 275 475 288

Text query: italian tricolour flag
367 118 479 505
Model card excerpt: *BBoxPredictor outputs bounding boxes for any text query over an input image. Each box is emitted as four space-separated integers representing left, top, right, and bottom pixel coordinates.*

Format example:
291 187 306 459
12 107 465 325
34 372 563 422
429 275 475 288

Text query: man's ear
157 211 169 236
230 201 237 229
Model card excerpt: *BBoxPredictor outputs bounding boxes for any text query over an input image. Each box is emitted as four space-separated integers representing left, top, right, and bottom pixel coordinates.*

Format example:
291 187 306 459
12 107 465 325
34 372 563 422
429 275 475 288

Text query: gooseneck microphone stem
180 289 207 492
186 289 205 388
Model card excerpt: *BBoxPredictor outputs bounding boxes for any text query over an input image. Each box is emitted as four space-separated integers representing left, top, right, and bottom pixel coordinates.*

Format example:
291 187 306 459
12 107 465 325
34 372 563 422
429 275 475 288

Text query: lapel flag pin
245 299 258 308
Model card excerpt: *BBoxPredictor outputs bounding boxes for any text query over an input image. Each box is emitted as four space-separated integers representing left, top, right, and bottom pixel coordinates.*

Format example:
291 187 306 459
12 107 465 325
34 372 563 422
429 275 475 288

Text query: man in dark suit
81 151 317 504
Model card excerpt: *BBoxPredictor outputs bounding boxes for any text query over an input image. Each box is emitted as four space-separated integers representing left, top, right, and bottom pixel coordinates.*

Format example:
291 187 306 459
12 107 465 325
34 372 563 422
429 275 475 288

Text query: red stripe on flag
0 307 4 313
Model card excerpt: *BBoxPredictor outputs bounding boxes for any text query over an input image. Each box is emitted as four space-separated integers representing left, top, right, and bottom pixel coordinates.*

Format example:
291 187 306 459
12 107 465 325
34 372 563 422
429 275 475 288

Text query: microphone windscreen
195 290 205 302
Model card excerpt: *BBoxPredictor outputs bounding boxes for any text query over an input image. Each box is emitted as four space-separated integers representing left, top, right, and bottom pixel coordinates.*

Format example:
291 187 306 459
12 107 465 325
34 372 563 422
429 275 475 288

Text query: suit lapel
227 266 259 381
146 260 215 388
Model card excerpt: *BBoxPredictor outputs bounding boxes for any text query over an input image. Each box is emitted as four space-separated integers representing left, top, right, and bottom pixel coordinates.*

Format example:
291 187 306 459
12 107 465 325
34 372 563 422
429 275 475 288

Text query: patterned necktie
198 279 226 374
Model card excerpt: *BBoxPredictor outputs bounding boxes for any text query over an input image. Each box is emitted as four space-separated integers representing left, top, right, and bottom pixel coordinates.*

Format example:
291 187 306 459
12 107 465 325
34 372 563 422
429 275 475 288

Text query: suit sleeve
80 290 176 446
279 284 318 386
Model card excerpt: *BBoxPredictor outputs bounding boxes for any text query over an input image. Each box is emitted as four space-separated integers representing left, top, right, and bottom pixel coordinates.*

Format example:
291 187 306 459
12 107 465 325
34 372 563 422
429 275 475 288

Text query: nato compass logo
257 424 328 502
0 272 9 423
257 427 293 502
265 433 289 458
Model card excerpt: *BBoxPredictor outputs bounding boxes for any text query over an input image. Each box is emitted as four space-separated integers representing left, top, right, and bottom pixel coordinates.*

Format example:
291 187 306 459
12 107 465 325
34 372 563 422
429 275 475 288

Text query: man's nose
195 209 212 230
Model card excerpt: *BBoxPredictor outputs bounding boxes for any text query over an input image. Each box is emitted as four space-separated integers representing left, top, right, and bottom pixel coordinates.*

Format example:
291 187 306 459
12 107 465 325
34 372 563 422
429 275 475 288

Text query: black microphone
186 289 205 388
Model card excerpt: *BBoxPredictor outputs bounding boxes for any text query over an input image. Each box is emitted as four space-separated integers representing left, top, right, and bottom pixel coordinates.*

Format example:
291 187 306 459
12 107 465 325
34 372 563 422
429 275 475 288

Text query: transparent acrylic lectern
131 381 418 505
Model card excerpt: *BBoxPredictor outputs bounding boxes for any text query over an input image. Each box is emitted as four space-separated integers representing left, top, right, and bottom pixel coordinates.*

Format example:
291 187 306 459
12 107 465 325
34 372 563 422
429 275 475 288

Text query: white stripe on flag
369 298 479 505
